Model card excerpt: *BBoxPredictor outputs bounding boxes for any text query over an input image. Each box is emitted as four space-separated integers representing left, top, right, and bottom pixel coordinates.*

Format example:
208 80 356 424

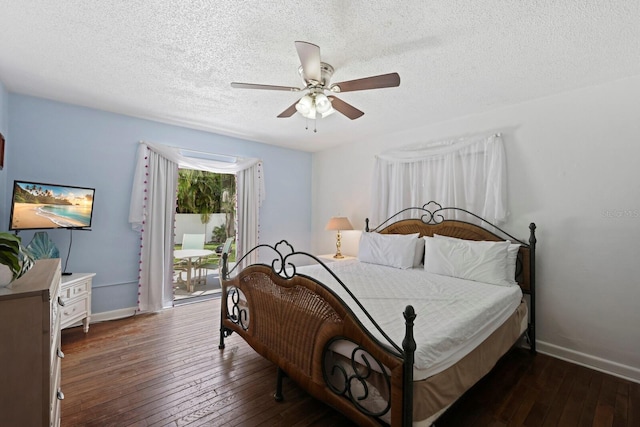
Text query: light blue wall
4 94 312 313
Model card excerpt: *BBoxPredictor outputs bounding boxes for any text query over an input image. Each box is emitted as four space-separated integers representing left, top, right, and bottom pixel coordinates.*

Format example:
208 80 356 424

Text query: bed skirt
413 299 528 423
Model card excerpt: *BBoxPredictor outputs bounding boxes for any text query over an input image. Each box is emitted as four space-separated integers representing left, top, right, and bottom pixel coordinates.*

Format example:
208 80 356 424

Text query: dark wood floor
61 297 639 426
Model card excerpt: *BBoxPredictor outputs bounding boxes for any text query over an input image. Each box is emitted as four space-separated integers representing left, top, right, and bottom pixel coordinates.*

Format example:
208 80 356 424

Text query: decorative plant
176 169 236 233
0 232 34 281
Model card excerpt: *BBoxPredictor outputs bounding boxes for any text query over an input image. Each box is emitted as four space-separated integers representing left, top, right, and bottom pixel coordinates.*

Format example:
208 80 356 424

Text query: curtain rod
173 146 238 163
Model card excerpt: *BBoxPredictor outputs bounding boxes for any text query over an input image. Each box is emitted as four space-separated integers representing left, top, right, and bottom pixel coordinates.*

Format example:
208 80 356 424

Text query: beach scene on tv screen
11 182 94 229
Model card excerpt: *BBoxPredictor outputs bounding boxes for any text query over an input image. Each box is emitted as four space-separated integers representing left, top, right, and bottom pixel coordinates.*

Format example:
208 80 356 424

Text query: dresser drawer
52 296 60 340
50 354 62 427
51 396 61 427
50 326 62 377
51 281 62 350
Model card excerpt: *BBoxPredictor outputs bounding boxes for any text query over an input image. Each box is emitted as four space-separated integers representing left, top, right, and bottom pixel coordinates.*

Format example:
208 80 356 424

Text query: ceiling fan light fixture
305 105 316 120
320 106 336 118
314 93 331 114
295 95 313 115
231 42 400 126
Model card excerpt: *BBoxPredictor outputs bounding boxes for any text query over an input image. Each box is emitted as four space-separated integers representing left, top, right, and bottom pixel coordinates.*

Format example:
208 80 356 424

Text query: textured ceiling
1 1 639 152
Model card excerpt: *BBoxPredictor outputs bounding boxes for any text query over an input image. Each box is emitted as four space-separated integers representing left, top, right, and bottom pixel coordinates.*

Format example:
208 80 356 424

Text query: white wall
174 213 226 244
312 74 640 382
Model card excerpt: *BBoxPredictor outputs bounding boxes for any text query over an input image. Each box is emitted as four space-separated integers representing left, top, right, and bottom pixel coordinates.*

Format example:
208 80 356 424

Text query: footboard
218 242 416 427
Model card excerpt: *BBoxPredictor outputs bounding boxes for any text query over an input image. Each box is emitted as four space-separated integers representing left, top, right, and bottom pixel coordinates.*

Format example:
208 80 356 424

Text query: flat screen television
9 180 95 231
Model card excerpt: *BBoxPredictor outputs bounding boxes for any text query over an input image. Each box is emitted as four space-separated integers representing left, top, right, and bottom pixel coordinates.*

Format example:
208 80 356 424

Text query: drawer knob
57 296 66 307
57 348 65 359
57 389 65 400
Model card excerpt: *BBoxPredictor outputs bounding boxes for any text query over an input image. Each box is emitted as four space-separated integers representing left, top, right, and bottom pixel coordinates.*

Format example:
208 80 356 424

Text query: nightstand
60 273 95 333
316 254 356 263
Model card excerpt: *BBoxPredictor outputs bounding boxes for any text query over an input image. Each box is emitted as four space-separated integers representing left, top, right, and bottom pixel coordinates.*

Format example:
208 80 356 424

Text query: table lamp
325 216 353 259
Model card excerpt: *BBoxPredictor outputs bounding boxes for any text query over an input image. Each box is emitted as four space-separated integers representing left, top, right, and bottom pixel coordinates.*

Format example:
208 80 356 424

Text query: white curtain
371 133 507 226
129 144 178 311
236 162 264 269
129 141 264 312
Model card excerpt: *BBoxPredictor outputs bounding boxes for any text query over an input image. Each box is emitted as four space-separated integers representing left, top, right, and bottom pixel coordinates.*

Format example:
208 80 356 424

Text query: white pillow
358 232 420 269
413 237 425 267
505 243 520 285
433 234 520 285
424 236 512 286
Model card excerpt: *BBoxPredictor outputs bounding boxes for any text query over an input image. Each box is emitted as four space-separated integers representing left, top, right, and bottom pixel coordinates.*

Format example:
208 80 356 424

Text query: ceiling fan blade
277 100 299 118
327 96 364 120
330 72 400 93
295 41 321 84
231 82 300 91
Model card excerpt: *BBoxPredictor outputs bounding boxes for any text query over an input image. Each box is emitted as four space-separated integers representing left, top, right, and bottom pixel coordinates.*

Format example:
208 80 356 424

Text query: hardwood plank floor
61 298 639 426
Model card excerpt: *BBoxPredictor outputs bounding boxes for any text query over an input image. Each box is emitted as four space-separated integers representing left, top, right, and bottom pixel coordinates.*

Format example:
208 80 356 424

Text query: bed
218 202 536 426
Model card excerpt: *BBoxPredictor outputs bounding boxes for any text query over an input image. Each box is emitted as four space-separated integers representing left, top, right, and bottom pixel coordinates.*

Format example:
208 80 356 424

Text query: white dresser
60 272 95 332
0 259 63 427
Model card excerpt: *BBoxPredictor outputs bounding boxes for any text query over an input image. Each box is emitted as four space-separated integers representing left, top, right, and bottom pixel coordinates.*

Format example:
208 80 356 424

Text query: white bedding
298 259 523 380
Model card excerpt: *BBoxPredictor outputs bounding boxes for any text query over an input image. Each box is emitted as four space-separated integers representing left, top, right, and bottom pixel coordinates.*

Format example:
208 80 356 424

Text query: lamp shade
325 216 353 231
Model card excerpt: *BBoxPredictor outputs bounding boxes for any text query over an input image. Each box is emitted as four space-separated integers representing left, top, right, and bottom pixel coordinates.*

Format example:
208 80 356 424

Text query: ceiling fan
231 41 400 122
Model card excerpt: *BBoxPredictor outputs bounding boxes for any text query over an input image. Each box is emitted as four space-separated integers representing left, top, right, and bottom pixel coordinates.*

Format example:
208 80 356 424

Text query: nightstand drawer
60 278 90 302
60 297 88 325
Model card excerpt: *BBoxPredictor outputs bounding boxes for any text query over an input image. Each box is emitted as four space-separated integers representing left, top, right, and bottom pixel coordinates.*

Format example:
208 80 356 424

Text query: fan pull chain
304 118 318 133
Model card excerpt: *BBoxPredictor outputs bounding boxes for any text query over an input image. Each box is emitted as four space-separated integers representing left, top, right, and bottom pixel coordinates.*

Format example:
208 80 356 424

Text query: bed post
274 367 285 402
402 305 416 427
528 223 537 354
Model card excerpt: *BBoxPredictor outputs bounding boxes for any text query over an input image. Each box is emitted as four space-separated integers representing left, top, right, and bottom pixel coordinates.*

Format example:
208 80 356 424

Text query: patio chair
173 259 189 284
174 233 206 286
181 233 205 249
200 236 234 282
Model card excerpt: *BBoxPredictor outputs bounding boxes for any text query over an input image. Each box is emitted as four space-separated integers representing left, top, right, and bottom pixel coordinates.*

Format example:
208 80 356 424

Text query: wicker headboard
365 202 536 295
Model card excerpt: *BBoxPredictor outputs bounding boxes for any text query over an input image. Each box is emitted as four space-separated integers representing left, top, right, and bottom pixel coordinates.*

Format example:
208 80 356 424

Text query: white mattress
298 259 523 380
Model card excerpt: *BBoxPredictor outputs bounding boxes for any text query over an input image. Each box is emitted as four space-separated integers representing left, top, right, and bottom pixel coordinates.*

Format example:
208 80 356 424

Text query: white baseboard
537 340 640 384
91 307 138 323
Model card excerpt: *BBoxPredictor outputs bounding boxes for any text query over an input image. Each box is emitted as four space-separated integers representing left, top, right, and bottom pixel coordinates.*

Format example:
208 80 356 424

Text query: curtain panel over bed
371 133 507 226
129 141 264 312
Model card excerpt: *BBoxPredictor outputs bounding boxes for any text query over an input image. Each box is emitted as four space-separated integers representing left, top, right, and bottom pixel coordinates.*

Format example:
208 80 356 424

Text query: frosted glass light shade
315 93 331 114
295 95 313 115
305 105 316 119
320 106 336 118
